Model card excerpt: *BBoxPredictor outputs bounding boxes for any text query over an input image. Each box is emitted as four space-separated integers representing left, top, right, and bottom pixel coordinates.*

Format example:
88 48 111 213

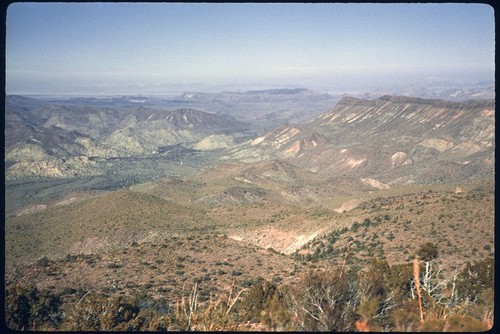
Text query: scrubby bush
5 255 495 331
36 256 51 267
61 294 140 331
456 257 494 304
237 278 277 322
5 285 62 330
286 269 359 331
261 289 291 330
419 314 491 332
417 242 439 262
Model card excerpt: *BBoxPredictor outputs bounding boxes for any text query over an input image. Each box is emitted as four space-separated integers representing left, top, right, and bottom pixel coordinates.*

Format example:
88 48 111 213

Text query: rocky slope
228 96 495 185
5 97 248 179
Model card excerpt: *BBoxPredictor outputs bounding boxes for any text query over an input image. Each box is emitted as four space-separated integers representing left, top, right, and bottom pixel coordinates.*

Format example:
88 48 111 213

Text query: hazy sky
6 2 495 95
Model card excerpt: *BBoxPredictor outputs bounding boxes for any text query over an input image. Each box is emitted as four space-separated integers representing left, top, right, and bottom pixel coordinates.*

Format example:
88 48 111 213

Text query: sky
5 2 495 95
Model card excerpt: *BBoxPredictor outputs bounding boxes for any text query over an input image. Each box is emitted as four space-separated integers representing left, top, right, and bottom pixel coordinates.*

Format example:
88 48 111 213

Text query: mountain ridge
228 95 494 184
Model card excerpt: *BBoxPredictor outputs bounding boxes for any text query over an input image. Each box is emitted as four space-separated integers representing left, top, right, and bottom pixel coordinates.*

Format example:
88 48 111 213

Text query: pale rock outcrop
391 152 413 167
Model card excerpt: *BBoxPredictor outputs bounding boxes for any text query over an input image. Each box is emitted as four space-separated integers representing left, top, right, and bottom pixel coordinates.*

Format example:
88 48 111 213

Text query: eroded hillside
228 96 494 184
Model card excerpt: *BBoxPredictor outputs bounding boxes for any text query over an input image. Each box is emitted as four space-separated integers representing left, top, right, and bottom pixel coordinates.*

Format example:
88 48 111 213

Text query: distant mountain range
174 87 333 103
360 81 494 101
5 92 494 185
5 96 249 179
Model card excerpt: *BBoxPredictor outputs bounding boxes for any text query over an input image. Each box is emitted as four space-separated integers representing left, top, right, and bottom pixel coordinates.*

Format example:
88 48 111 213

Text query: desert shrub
231 269 243 276
356 259 414 330
61 293 141 331
446 314 491 331
61 292 174 331
261 289 292 330
107 262 122 269
132 292 170 315
418 317 446 332
355 297 385 331
238 279 291 330
358 259 390 299
237 278 277 322
365 260 413 301
36 256 51 267
390 299 421 332
362 217 372 228
419 314 491 332
286 269 359 331
456 257 494 304
417 242 439 262
173 283 241 331
5 284 62 330
387 263 414 295
123 310 172 331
